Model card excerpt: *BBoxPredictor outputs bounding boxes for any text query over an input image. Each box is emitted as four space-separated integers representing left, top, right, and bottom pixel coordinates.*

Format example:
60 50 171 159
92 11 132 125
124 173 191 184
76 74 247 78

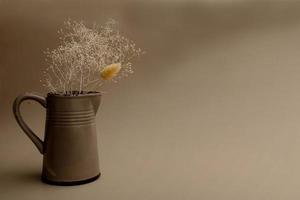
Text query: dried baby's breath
42 19 143 95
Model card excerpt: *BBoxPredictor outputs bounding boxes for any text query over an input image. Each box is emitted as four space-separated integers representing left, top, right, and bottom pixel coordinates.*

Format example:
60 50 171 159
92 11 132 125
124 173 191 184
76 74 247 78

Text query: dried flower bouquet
42 19 143 96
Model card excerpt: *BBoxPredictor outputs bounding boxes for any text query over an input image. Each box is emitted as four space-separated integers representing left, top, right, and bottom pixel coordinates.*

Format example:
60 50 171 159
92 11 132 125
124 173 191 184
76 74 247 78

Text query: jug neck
46 92 102 114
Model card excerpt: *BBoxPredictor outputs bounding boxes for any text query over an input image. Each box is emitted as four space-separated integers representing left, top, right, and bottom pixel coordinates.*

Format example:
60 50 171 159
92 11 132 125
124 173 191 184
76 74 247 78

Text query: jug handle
13 93 46 154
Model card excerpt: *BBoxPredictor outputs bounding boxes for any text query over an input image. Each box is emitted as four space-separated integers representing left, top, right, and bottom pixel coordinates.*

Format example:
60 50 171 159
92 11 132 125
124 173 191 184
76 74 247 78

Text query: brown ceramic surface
13 92 101 185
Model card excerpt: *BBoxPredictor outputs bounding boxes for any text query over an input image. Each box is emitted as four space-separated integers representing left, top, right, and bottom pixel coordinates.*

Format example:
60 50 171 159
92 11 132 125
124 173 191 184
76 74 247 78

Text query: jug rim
47 91 102 98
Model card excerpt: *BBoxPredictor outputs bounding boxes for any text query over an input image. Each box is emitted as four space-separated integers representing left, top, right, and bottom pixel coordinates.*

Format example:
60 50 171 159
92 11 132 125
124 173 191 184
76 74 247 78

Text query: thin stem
79 66 83 93
50 66 64 92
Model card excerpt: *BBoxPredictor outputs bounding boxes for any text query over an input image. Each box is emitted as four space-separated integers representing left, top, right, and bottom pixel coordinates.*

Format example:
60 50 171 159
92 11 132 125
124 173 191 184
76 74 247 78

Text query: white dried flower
42 19 143 95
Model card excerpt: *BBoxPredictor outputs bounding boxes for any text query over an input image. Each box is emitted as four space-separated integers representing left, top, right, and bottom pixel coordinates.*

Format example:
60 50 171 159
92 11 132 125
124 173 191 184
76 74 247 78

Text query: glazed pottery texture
13 92 101 185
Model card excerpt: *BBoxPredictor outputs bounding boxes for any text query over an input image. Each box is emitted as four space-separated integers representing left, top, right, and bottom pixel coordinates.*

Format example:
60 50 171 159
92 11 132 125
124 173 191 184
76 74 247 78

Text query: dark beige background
2 0 300 199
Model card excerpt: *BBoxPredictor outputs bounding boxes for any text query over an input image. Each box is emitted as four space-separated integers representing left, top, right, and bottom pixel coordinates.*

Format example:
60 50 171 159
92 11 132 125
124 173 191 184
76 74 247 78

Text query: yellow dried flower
100 63 122 80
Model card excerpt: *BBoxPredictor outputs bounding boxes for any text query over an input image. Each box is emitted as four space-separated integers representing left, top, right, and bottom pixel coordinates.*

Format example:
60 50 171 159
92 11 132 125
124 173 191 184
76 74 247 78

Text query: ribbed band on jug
46 110 96 126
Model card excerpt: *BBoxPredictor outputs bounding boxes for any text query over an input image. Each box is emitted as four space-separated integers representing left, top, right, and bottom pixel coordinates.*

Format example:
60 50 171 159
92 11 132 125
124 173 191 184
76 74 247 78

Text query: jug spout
90 93 101 114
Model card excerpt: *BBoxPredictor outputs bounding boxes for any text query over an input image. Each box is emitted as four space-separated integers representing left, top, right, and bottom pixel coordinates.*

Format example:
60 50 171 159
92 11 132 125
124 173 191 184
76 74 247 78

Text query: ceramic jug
13 92 101 185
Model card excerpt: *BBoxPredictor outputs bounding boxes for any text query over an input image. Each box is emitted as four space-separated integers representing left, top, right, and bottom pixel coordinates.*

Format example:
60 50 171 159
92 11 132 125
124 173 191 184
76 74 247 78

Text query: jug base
41 173 101 186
